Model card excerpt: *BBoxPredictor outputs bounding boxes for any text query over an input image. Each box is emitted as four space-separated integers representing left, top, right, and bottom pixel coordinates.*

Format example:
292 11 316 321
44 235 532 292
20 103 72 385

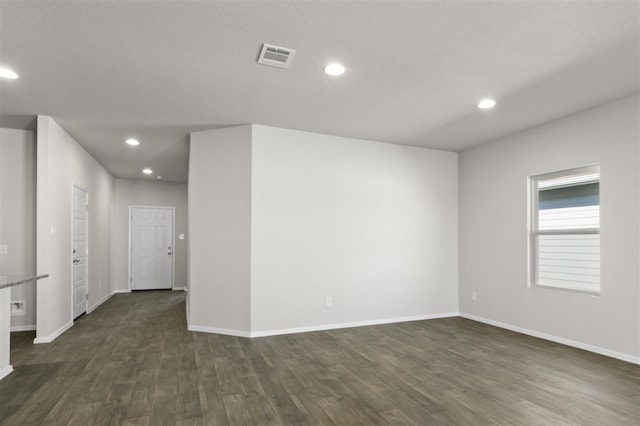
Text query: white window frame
530 165 600 295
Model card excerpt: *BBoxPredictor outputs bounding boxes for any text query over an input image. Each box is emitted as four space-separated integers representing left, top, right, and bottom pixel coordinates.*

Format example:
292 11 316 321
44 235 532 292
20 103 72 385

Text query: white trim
128 206 132 291
185 293 190 326
460 313 639 365
249 312 459 338
188 324 251 338
185 295 191 333
173 287 186 291
188 312 459 339
10 324 36 332
0 365 13 381
113 289 131 294
87 291 112 314
33 320 73 344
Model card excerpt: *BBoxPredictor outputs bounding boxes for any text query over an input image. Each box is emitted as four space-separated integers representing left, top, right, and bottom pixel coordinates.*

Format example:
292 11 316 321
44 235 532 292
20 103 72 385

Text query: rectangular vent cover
257 44 296 69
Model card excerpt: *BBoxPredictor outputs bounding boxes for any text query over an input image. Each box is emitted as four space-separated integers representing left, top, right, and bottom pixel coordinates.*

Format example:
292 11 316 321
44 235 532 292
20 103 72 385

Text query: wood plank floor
0 291 638 425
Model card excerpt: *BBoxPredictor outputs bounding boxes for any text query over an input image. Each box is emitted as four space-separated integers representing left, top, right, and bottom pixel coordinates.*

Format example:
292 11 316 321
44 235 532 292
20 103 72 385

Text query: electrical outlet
325 297 333 307
11 301 25 316
0 244 7 255
472 291 477 301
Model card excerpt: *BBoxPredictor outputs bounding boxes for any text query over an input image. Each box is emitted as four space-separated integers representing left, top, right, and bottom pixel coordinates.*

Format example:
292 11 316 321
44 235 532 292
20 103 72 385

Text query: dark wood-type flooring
0 291 638 425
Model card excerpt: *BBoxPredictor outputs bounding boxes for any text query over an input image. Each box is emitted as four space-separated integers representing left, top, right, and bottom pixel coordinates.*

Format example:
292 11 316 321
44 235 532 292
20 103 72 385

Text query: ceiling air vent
257 44 296 69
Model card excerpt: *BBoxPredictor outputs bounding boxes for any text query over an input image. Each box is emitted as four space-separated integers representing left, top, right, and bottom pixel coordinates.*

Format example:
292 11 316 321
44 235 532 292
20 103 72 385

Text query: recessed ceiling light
126 138 140 146
324 63 345 76
142 168 153 175
0 67 19 80
478 99 496 109
156 176 163 180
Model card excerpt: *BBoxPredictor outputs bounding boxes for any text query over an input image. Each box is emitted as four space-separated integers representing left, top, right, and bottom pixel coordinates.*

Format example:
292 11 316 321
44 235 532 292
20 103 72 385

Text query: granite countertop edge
0 274 49 289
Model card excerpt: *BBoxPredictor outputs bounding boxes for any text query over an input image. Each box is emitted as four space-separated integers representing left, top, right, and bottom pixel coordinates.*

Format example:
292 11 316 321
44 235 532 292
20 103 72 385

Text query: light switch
0 244 7 255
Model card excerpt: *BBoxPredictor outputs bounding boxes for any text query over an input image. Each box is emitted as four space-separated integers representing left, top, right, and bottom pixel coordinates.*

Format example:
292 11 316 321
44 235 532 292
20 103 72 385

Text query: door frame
128 205 176 291
71 184 89 321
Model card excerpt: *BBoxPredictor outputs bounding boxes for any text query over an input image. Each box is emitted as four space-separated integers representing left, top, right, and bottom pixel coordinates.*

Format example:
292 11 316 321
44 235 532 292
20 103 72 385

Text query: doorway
72 185 88 319
129 206 174 290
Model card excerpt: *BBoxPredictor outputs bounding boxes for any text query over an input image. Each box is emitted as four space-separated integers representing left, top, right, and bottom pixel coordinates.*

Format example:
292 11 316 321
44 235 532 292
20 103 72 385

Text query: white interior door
130 207 174 290
72 186 88 319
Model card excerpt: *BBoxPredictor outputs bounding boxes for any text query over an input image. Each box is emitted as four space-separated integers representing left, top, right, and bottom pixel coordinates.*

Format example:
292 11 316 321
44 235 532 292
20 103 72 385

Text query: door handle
168 252 172 256
73 258 80 263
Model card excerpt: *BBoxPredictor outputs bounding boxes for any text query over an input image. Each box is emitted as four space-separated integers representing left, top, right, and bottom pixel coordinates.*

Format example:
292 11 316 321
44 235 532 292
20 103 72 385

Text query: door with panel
72 185 88 319
130 207 174 290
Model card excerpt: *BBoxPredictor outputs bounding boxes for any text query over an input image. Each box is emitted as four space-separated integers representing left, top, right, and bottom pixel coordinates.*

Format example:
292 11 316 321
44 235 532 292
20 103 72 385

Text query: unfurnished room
0 1 638 425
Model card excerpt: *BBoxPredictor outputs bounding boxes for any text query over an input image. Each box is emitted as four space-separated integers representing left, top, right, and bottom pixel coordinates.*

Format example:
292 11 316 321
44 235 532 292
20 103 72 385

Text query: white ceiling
0 1 638 183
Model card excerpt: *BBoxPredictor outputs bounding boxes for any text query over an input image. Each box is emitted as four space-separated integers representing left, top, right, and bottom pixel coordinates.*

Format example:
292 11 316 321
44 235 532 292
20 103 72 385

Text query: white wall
188 124 458 336
113 179 188 292
459 95 640 362
36 116 115 342
0 129 36 330
250 125 459 333
188 126 252 335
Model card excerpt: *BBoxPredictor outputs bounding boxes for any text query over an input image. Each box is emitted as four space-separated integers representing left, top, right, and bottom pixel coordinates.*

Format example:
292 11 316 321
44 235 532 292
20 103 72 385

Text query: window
530 165 600 294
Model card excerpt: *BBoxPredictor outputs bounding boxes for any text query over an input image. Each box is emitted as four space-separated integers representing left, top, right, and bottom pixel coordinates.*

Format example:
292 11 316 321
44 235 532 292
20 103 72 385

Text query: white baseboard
87 292 112 314
188 312 459 339
460 313 640 365
33 320 73 344
173 287 186 291
10 324 36 332
188 324 251 338
250 312 459 338
0 365 13 381
113 289 131 294
185 297 190 326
